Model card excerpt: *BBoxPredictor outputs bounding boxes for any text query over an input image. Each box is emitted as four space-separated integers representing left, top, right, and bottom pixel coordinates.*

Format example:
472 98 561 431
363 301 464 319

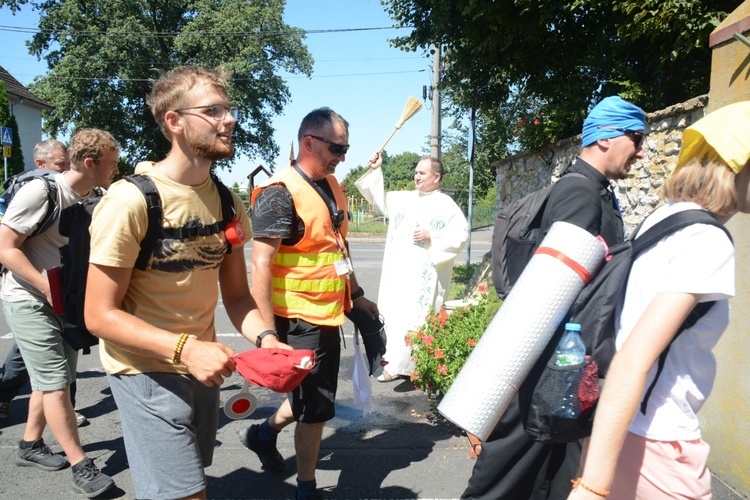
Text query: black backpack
519 209 733 444
57 173 236 353
491 173 585 299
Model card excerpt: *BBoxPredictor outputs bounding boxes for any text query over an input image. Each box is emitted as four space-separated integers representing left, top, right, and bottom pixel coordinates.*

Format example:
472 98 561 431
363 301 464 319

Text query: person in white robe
355 152 468 382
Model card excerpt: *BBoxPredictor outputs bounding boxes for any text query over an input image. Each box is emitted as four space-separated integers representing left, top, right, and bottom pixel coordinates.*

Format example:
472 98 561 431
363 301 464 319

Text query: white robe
355 167 468 376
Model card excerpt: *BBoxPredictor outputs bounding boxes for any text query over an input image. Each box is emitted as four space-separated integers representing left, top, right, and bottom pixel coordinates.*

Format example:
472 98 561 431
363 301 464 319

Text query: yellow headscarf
676 101 750 174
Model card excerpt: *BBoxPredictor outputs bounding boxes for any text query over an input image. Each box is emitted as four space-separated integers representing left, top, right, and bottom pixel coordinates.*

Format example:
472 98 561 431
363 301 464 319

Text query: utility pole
430 44 441 159
466 106 475 267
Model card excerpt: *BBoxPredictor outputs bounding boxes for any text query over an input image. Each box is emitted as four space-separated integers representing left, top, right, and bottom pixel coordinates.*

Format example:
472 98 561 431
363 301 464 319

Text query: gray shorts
107 372 220 500
3 300 77 391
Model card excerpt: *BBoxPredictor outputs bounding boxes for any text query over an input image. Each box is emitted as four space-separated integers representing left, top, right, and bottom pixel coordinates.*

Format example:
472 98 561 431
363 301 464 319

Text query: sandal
376 371 398 383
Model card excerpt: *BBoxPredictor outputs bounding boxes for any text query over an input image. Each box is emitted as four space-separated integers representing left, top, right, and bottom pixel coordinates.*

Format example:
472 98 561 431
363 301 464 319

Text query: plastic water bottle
0 197 6 219
555 323 586 366
554 323 586 419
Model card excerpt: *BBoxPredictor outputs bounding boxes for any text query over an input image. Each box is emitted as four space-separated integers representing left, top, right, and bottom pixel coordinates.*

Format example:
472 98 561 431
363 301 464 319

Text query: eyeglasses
598 126 646 148
306 135 350 156
174 104 240 122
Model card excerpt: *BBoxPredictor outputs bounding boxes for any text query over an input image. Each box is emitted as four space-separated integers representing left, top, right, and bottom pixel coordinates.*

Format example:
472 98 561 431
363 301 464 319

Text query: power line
19 68 426 82
0 24 410 38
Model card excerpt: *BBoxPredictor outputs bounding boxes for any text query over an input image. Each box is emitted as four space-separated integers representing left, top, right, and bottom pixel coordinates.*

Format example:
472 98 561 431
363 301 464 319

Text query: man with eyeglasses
462 95 647 500
354 153 468 383
240 107 378 500
84 66 267 499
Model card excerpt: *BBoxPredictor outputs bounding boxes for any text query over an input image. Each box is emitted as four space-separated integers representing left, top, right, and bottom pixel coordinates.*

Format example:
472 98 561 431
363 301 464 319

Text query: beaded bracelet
171 333 189 365
571 478 610 497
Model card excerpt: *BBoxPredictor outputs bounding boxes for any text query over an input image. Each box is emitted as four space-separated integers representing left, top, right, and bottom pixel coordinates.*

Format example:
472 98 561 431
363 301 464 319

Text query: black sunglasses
624 130 645 149
306 135 350 156
598 126 646 148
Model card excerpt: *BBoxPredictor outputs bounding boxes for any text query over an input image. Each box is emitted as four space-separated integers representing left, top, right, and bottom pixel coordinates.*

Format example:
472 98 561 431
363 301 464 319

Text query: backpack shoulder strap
30 174 60 237
211 173 236 255
640 300 715 414
634 209 731 414
125 174 162 270
632 209 732 257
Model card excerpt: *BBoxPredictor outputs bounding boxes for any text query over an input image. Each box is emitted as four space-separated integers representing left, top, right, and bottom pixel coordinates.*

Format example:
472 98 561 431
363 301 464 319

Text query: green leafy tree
8 113 25 176
4 0 312 169
341 150 422 198
439 123 498 211
384 0 736 151
384 151 421 191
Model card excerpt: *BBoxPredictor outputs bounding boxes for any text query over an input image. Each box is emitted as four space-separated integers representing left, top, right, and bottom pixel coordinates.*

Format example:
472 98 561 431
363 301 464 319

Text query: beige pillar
700 2 750 494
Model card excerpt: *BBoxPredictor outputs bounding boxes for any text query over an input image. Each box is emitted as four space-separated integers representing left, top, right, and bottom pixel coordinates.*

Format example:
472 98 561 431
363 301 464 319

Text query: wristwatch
256 330 279 348
351 287 365 301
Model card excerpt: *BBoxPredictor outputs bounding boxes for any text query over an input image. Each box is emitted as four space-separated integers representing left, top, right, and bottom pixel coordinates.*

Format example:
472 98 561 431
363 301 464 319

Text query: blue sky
0 0 439 187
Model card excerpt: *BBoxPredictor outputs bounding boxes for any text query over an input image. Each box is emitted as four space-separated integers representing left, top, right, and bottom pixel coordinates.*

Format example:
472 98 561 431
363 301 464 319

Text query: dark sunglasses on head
306 135 350 156
598 126 646 148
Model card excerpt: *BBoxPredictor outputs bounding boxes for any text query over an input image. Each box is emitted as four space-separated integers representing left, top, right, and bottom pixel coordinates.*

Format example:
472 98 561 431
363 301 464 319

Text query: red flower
423 335 434 346
534 118 541 126
477 284 488 293
437 364 448 375
468 338 476 347
434 348 444 359
518 118 526 126
438 308 449 328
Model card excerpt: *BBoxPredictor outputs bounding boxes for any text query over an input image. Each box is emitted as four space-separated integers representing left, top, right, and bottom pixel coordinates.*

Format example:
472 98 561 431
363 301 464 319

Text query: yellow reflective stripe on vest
272 276 345 293
273 252 341 267
272 291 343 317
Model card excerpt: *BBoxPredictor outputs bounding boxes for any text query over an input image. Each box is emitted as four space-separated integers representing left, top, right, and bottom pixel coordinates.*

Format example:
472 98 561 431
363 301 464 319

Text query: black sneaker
295 488 324 500
16 438 68 471
239 424 286 473
0 400 10 420
71 457 115 498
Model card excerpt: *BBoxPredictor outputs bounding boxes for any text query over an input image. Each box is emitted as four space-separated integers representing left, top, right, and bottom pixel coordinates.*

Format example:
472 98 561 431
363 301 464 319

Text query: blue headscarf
581 96 647 147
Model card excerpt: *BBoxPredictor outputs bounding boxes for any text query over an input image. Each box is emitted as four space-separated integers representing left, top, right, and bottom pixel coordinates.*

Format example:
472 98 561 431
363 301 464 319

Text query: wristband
171 333 189 365
256 330 279 348
351 287 365 301
571 478 610 497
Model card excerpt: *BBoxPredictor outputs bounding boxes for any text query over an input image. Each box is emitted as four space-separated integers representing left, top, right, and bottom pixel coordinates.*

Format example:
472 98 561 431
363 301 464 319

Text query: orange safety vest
252 166 350 326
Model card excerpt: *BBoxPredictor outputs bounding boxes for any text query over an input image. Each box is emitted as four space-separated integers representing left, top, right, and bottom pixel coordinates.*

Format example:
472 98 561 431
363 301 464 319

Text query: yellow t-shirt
89 163 251 375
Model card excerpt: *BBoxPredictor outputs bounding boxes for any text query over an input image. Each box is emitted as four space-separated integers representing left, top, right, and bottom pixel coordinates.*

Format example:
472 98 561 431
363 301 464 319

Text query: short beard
185 124 234 161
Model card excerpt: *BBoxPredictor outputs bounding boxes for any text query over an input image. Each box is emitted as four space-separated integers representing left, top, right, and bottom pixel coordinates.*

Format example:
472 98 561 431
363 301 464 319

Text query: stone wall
493 96 709 233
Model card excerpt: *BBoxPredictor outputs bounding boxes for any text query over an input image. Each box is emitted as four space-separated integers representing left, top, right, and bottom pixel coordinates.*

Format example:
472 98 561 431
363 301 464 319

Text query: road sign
3 146 10 158
1 126 11 146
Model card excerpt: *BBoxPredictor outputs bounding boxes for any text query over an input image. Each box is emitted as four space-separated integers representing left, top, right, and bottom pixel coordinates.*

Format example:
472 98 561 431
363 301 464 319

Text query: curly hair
68 129 120 171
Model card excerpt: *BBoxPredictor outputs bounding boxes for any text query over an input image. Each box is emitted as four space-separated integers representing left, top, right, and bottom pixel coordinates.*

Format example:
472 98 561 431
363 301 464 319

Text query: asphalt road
0 229 743 499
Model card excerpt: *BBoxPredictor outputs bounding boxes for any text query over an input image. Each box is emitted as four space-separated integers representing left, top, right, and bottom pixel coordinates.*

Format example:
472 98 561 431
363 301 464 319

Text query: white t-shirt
615 202 735 441
1 173 89 303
